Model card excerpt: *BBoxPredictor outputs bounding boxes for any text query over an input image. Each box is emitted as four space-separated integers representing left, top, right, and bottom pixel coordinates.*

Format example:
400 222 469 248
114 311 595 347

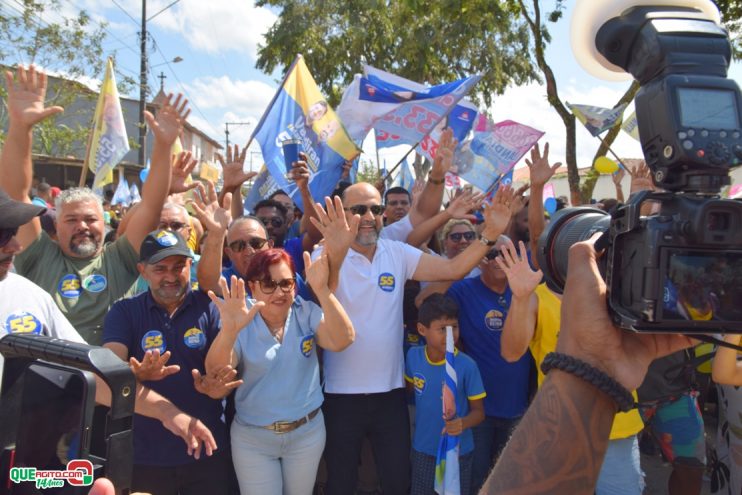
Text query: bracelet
428 176 445 185
540 352 636 412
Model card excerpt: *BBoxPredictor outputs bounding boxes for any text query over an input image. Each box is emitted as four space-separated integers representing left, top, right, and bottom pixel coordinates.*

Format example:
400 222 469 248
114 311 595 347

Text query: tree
714 0 742 57
0 0 133 157
255 0 540 108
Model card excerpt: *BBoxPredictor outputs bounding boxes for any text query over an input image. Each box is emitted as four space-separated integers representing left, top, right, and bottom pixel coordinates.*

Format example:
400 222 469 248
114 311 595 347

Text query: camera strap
687 334 742 353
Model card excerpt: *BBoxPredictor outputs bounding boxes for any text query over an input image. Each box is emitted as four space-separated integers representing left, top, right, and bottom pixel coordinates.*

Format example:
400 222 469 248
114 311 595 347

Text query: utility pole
138 0 148 167
224 122 252 150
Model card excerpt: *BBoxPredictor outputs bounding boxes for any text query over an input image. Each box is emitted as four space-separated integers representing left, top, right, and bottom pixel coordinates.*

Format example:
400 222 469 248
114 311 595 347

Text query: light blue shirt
233 296 324 426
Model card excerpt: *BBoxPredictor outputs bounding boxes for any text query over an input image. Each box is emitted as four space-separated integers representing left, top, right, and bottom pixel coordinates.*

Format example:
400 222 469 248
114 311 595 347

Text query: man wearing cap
103 229 237 494
0 65 190 345
0 189 220 461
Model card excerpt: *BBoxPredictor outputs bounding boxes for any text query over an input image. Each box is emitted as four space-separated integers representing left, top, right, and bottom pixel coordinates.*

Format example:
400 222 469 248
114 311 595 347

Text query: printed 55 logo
10 459 94 489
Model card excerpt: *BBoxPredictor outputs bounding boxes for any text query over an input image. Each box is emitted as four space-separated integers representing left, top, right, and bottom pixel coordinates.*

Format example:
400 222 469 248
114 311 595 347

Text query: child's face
418 317 459 354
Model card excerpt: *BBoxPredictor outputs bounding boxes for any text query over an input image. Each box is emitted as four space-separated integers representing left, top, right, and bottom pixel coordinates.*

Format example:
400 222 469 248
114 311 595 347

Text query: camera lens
537 207 611 293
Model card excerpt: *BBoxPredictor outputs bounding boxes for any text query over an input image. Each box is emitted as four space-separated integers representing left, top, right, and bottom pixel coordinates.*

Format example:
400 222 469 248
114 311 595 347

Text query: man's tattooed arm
480 369 617 494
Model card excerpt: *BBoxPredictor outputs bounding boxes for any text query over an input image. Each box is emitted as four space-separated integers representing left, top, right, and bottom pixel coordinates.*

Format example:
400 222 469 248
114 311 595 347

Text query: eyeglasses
257 277 296 294
448 231 477 242
158 221 188 231
258 217 284 228
345 204 384 216
0 227 18 248
228 237 268 252
386 200 410 207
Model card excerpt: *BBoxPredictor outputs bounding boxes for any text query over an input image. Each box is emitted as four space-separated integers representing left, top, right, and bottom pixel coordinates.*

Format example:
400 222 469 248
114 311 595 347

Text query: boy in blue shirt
405 293 486 495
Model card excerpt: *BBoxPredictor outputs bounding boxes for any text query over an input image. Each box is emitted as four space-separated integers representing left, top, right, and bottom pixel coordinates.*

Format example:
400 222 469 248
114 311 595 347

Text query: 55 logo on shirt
141 330 166 353
412 373 426 395
5 312 42 334
378 273 396 292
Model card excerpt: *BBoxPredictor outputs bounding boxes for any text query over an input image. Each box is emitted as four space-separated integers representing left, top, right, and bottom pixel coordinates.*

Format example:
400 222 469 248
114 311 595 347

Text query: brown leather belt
263 407 320 434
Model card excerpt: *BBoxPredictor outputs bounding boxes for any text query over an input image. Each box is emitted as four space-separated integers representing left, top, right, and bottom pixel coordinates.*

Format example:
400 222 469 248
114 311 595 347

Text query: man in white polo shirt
318 180 515 495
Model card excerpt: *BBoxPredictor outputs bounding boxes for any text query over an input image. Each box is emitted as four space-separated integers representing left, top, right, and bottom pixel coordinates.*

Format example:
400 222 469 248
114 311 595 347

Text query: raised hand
170 150 198 194
612 166 626 186
190 180 231 234
310 195 359 258
446 189 484 221
431 128 458 178
303 250 330 296
496 240 543 298
4 65 63 128
289 152 311 190
525 142 561 187
217 144 256 192
207 276 265 334
481 185 517 238
629 160 654 195
145 93 190 146
192 365 243 399
129 350 181 382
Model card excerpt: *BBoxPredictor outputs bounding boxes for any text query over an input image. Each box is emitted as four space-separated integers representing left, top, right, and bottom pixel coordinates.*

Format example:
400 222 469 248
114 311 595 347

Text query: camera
537 1 742 334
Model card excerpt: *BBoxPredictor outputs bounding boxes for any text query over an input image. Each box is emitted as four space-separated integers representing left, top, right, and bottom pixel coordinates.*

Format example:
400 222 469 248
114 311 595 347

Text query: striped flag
435 325 460 495
566 102 628 137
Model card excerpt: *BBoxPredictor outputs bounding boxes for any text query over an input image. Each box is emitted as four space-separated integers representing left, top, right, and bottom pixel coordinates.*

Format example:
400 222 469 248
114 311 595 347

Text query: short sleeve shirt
14 232 139 345
314 239 423 393
102 290 228 466
380 214 413 242
405 346 486 456
232 297 324 426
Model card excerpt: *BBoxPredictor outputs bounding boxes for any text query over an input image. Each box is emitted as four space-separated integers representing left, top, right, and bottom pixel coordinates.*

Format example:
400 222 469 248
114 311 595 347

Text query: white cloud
150 0 277 57
181 75 275 116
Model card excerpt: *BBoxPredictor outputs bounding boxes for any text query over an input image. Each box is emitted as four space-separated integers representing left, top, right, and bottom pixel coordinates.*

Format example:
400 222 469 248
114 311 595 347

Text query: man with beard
103 230 237 494
317 181 516 495
0 65 190 345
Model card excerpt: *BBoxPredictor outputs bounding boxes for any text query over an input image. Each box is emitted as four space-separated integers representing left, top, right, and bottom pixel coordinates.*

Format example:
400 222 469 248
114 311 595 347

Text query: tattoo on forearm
480 371 615 494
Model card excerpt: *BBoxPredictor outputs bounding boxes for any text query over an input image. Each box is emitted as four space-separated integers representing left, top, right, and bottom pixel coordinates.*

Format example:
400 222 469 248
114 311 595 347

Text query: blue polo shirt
405 346 486 456
283 235 305 275
447 277 532 419
103 290 229 466
221 264 313 302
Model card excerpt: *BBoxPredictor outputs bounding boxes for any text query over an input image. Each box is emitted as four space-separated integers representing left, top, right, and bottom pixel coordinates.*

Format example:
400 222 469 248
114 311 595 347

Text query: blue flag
243 165 281 214
435 326 460 495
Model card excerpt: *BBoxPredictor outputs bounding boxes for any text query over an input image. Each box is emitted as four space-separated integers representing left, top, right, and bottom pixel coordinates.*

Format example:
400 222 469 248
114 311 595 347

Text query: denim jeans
596 436 644 495
231 410 326 495
471 415 520 492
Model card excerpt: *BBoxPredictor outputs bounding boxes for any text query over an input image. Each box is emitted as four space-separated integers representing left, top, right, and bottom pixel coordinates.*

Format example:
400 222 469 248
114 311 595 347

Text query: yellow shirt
531 284 644 440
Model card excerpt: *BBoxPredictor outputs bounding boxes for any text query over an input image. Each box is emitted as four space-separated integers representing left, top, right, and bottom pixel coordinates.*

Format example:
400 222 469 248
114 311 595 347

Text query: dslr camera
537 1 742 334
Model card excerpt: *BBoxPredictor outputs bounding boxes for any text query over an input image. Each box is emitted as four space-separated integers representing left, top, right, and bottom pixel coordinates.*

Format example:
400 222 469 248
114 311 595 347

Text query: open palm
496 240 543 298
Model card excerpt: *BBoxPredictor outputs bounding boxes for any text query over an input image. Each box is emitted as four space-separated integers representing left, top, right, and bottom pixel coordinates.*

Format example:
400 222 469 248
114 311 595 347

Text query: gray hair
55 188 102 212
162 202 189 219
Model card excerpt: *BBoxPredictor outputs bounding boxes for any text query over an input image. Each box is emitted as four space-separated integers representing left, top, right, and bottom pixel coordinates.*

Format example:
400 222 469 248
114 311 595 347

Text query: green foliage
356 159 381 184
255 0 539 107
713 0 742 57
0 0 133 157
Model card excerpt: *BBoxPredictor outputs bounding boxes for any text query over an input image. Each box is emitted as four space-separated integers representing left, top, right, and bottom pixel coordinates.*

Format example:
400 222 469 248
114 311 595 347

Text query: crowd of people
1 64 741 495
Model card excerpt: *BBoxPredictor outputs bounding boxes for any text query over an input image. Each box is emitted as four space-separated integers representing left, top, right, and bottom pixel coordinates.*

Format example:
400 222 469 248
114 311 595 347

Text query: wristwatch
428 176 444 185
479 234 496 247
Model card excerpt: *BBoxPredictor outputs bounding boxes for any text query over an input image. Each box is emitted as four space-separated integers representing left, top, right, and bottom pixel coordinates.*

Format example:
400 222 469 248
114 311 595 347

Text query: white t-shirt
315 239 422 393
0 273 85 390
380 214 413 243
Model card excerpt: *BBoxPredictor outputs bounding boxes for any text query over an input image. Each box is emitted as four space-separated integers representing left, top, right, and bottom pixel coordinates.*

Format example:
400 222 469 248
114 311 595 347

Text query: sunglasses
0 227 18 248
258 217 284 228
159 221 188 231
345 204 384 216
257 277 296 294
386 200 409 207
228 237 268 252
448 231 477 242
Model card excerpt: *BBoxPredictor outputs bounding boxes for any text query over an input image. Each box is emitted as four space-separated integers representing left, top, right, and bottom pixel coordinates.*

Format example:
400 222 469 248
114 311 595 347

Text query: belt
263 408 320 434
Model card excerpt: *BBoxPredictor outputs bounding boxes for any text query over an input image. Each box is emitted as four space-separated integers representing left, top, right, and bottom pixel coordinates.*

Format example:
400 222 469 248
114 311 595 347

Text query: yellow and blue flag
244 165 280 214
622 110 640 141
251 55 360 211
567 102 628 137
435 325 460 495
85 58 130 188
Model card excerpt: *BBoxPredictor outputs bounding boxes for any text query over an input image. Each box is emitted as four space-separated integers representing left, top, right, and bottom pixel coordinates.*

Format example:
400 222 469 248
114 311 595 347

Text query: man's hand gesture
129 350 181 382
218 144 256 192
496 239 543 298
4 65 63 129
525 142 561 187
191 180 232 234
170 151 199 194
145 93 190 146
192 365 243 399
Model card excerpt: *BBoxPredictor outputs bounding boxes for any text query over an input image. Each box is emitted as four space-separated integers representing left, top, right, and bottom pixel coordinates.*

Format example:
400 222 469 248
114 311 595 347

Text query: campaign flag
434 325 460 495
244 165 281 214
455 119 543 193
85 58 130 188
729 183 742 199
543 183 555 200
336 68 481 151
393 158 415 192
251 55 360 212
199 160 220 183
484 169 514 202
129 182 141 203
622 110 640 141
111 171 132 206
567 102 628 137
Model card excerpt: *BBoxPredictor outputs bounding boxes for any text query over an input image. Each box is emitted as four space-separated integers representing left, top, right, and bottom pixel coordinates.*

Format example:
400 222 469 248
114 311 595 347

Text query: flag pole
79 128 95 187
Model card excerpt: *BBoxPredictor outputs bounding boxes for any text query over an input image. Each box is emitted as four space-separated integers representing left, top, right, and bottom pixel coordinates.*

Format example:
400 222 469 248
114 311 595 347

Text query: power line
110 0 139 26
147 0 180 22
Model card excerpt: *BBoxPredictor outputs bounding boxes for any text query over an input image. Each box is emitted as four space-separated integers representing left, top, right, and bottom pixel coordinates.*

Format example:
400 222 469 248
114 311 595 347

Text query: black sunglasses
345 204 384 216
448 231 477 242
258 217 284 228
258 277 296 294
159 221 188 231
228 237 268 252
0 227 18 248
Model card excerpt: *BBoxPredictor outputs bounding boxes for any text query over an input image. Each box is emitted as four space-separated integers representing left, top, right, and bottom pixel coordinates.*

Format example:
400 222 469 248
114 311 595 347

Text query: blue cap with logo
139 229 192 264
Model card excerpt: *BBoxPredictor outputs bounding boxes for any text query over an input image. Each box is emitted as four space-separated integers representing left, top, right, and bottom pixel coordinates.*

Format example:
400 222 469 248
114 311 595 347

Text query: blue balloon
544 197 557 215
139 167 149 183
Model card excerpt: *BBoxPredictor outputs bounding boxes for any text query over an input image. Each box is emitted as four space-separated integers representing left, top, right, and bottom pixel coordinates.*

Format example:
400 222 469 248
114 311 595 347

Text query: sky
12 0 742 176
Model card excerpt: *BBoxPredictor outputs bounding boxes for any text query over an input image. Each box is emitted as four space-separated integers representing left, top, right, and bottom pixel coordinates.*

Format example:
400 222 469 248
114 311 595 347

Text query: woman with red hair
205 245 354 495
